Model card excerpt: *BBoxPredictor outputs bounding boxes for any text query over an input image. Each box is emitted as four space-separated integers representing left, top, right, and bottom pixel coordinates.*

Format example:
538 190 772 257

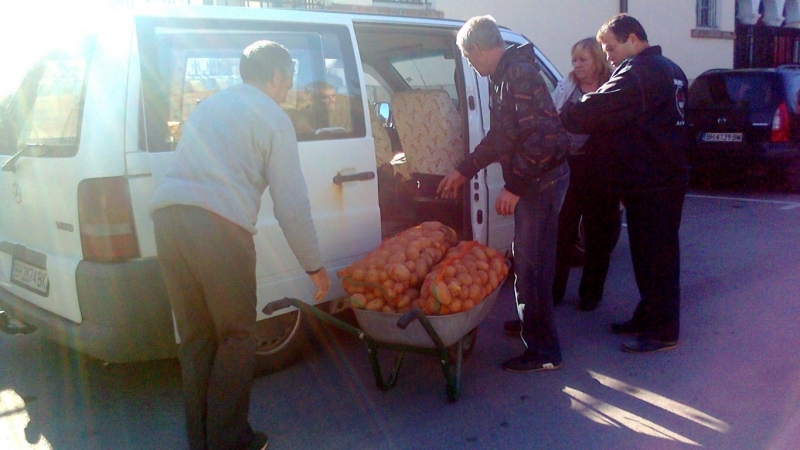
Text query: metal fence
735 22 800 68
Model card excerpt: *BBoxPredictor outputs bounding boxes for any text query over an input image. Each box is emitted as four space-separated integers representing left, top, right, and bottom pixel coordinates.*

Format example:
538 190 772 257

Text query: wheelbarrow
262 282 503 402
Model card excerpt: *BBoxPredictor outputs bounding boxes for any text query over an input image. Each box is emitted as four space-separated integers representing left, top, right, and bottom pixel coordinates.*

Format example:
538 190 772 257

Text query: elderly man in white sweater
150 40 329 450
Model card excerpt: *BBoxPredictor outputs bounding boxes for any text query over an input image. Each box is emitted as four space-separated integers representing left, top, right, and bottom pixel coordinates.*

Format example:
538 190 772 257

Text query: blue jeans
513 162 570 362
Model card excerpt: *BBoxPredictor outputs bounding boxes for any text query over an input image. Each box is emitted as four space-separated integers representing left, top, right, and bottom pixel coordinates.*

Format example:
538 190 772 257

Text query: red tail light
771 102 790 143
78 177 140 262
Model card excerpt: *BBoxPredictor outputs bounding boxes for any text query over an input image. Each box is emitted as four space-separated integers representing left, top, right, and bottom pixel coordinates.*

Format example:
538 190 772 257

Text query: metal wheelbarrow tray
262 282 503 402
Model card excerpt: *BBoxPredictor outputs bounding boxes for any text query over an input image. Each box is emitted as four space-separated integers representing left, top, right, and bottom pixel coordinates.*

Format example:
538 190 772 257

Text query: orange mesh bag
417 241 509 315
338 221 458 313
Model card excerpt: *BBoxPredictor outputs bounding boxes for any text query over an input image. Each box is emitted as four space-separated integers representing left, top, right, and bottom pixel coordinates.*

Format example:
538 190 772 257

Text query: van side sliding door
137 18 380 310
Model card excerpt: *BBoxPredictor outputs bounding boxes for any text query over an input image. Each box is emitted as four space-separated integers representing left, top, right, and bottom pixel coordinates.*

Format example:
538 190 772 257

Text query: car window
390 51 458 105
535 59 557 94
782 73 800 113
0 39 94 157
137 20 364 152
689 72 780 113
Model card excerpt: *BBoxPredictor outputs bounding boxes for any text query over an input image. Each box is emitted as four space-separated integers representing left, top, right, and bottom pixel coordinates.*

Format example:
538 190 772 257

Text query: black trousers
623 187 685 341
153 205 258 450
554 154 621 305
588 186 685 341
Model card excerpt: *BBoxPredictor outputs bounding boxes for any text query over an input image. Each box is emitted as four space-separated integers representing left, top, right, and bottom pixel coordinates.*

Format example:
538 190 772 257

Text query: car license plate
11 258 49 296
701 132 743 143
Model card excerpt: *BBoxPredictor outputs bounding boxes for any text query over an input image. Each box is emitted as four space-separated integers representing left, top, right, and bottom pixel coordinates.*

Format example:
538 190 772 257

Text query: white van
0 5 561 371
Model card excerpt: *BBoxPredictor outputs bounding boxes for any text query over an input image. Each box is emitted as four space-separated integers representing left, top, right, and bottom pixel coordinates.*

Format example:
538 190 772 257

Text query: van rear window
689 73 780 113
0 41 93 157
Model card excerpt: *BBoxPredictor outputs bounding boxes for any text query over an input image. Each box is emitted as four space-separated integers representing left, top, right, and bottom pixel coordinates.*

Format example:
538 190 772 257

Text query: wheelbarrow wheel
447 326 478 364
253 309 313 378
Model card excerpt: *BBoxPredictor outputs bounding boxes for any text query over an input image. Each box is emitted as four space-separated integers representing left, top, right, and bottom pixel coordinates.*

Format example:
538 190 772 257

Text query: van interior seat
391 89 464 229
391 89 464 177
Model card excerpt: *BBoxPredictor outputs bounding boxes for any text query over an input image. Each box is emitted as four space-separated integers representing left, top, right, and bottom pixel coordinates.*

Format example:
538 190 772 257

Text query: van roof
131 4 477 30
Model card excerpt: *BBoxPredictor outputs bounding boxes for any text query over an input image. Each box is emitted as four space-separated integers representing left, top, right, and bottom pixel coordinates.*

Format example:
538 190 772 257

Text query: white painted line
780 203 800 210
687 193 800 209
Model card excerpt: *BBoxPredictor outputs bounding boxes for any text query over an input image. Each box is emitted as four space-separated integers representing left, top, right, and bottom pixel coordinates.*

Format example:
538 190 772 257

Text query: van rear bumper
0 257 176 363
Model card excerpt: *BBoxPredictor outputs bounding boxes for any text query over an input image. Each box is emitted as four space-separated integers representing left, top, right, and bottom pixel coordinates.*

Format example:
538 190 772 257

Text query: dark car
686 66 800 190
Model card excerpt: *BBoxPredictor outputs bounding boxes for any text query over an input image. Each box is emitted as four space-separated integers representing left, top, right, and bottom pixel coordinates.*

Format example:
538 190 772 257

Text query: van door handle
333 171 375 185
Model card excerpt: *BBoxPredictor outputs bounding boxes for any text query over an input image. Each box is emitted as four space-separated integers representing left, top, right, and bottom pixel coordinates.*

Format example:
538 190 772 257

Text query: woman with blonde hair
551 37 621 311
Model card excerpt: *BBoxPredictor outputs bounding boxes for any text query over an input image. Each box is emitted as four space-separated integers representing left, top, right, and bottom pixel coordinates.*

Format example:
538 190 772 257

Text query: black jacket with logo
456 43 568 196
560 45 691 191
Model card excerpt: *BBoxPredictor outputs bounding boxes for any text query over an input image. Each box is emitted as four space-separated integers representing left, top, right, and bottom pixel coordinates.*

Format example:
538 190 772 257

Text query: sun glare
589 370 731 433
0 1 104 97
562 370 732 446
563 386 703 446
0 389 52 449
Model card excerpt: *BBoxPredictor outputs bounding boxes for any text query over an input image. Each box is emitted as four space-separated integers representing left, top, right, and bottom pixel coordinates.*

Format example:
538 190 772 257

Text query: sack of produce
417 241 509 315
339 221 458 313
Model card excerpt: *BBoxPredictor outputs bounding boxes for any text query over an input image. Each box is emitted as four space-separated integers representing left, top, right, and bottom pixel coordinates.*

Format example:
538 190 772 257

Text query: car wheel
252 310 312 377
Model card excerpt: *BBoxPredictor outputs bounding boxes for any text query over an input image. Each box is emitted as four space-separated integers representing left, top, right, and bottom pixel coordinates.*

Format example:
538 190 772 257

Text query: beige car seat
390 89 464 229
391 89 464 177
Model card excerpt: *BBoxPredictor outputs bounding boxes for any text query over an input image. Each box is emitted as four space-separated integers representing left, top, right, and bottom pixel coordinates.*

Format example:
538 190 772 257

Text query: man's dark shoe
503 319 522 335
502 352 562 372
622 336 678 354
610 320 645 336
248 432 268 450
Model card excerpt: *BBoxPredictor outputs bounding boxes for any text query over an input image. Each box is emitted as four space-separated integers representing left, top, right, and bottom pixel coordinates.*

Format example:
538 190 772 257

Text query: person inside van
437 15 570 373
150 40 330 450
294 80 352 134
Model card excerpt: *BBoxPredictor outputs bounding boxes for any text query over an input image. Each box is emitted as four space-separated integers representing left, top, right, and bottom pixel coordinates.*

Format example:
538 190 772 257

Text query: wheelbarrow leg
440 338 462 402
399 308 463 402
366 341 405 391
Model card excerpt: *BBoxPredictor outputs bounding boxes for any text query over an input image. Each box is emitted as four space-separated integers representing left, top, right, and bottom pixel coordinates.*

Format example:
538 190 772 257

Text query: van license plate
11 258 50 296
701 132 743 143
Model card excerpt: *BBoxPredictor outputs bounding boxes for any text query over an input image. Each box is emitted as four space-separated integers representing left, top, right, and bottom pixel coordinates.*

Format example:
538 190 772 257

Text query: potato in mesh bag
417 241 508 315
338 221 458 313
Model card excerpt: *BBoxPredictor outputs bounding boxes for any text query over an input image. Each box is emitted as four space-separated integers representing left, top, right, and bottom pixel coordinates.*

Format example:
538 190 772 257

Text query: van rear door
0 33 127 323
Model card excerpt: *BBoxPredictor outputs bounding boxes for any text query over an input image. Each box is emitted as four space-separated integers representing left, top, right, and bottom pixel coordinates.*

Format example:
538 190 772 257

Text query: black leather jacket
456 43 568 196
560 45 691 191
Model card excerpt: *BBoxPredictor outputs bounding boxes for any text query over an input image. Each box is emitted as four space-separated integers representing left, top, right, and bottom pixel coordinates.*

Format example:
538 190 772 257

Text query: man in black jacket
438 15 570 372
560 14 691 353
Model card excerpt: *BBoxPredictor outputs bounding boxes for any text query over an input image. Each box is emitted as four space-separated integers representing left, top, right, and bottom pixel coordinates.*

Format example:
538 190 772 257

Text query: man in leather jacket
438 15 570 372
560 14 691 353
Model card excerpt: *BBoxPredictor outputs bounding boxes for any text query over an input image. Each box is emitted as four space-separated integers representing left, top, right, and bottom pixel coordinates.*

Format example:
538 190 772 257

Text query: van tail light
771 102 790 143
78 177 140 262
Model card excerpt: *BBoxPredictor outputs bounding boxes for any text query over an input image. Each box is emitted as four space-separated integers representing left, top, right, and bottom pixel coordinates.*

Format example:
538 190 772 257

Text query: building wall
435 0 736 81
628 0 735 80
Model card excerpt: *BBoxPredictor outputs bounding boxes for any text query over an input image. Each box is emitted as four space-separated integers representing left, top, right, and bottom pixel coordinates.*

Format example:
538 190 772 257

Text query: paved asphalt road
1 185 799 450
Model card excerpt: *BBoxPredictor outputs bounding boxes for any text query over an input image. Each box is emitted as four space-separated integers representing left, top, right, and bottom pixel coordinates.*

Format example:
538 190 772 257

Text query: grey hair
240 40 293 85
457 15 505 53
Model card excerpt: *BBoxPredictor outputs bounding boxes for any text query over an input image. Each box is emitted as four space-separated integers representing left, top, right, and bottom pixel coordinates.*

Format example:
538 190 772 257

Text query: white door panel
254 138 380 311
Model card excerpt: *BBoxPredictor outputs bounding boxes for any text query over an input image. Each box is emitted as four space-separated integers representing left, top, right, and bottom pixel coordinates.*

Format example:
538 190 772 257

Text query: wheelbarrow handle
262 298 297 315
397 308 424 329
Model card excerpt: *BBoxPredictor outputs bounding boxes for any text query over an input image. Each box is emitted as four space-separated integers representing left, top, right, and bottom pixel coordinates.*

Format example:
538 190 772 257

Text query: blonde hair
568 37 611 86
